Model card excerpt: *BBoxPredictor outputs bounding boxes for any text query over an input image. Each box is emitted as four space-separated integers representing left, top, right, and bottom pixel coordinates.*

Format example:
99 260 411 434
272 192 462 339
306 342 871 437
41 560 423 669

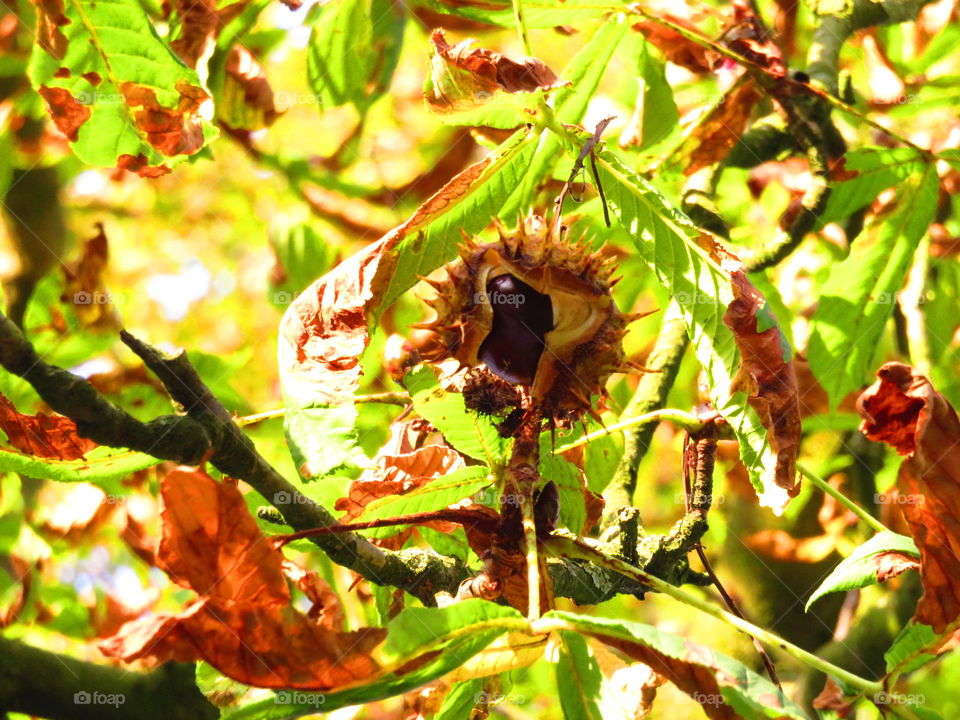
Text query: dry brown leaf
220 46 281 131
631 17 719 74
857 362 960 632
120 81 209 156
427 29 566 115
100 468 386 689
723 266 801 507
60 222 119 329
0 392 96 459
813 676 853 717
686 80 762 175
37 85 89 141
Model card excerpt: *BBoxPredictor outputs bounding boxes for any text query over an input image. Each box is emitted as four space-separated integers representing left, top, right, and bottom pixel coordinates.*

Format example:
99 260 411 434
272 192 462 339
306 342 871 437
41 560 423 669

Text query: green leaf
816 147 926 227
415 0 611 28
593 148 795 512
544 610 807 720
621 33 678 150
284 405 369 481
354 466 492 538
539 447 586 533
0 445 161 493
404 365 508 466
28 0 218 170
269 222 337 301
806 531 919 611
808 165 939 406
435 678 484 720
885 622 941 675
556 631 603 720
381 127 538 307
307 0 404 114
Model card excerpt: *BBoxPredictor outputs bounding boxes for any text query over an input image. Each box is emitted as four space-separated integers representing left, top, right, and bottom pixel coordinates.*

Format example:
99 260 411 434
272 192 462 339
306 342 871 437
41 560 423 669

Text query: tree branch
0 637 216 720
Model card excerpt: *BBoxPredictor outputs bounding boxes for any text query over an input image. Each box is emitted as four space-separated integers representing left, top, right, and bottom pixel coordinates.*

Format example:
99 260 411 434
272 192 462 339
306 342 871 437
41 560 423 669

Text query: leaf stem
236 393 411 426
544 533 884 694
797 462 889 534
510 0 533 56
557 409 705 454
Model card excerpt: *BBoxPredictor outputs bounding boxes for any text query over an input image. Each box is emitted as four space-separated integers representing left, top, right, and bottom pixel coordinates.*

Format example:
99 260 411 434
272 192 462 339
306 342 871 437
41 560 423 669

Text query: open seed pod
416 216 631 426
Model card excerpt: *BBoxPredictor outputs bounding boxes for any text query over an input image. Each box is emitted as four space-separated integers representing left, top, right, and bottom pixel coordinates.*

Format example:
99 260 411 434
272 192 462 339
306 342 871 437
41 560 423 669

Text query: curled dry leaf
722 266 801 508
0 392 96 459
686 79 762 175
219 46 281 131
857 362 960 632
279 145 513 406
121 82 209 156
100 468 385 689
61 222 119 329
426 29 566 115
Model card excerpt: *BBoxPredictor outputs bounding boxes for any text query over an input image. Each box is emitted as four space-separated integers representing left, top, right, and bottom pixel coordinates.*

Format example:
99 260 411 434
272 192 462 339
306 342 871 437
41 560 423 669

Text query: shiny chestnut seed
478 273 554 385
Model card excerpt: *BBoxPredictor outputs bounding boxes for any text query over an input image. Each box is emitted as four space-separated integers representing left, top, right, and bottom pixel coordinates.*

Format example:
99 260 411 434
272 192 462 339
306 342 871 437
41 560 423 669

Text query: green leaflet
381 127 538 307
885 622 941 675
816 147 926 227
556 631 604 720
806 531 920 610
592 149 794 512
405 365 508 467
28 0 218 169
415 0 612 28
621 32 678 151
435 678 484 719
544 611 807 720
0 445 161 493
307 0 404 114
353 466 492 539
808 165 939 407
539 445 587 533
268 222 337 303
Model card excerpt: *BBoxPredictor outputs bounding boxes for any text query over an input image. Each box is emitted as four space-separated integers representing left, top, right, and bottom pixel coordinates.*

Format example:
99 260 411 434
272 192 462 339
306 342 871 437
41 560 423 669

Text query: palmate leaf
28 0 218 172
807 165 939 406
593 149 797 512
